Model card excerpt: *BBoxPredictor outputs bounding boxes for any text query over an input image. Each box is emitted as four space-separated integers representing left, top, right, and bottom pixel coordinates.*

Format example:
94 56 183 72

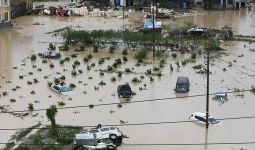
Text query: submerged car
174 76 190 93
48 83 74 96
189 112 220 125
212 92 228 103
117 83 133 98
43 52 61 59
73 126 124 150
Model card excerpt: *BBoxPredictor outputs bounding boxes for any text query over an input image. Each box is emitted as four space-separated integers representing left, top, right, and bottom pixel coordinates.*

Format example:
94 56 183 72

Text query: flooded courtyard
0 6 255 150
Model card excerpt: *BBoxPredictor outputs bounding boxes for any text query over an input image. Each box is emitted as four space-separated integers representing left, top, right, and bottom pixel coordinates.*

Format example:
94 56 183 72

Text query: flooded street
0 6 255 150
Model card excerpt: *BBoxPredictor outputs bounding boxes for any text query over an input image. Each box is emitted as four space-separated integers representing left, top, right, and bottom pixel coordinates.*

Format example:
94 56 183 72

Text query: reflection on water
0 7 254 150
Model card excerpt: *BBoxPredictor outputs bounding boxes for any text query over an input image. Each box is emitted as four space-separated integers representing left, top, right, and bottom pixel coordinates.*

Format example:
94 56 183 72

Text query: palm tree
46 105 58 127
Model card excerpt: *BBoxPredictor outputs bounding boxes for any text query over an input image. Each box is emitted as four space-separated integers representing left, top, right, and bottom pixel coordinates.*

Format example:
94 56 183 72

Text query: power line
213 63 249 89
1 141 255 146
0 89 251 114
217 58 255 80
218 58 255 73
0 114 255 131
123 141 255 146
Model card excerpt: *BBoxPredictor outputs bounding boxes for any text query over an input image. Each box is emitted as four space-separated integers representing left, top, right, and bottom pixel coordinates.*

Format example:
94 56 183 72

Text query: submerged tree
46 105 58 133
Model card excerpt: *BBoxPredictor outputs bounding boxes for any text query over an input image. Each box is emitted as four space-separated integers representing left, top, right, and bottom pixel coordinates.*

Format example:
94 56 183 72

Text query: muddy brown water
0 6 255 150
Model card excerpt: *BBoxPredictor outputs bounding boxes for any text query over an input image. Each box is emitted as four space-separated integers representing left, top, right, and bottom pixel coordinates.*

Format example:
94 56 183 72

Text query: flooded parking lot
0 6 255 150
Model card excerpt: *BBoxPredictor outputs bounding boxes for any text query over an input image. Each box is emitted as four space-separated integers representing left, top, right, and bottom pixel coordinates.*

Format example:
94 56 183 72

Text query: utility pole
152 0 155 57
206 51 210 128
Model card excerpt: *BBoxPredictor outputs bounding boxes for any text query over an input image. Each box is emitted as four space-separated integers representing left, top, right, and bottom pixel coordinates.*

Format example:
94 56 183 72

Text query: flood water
0 5 255 150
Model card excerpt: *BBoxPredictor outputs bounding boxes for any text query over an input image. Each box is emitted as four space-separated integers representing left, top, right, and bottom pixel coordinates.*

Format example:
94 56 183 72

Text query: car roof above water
75 127 119 139
177 76 189 84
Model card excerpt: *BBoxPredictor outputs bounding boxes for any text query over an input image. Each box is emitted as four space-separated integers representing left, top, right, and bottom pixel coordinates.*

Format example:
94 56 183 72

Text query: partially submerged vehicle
174 76 190 93
187 27 208 36
48 83 74 96
212 92 228 103
189 112 220 125
117 83 133 98
43 52 61 59
73 126 124 150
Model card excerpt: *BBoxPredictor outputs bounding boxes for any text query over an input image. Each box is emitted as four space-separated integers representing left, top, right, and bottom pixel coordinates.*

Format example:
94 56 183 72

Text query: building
0 0 11 29
11 0 33 19
200 0 247 9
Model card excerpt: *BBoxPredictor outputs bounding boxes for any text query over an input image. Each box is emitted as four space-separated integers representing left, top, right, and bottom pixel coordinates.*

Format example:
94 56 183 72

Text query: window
4 0 8 6
0 13 2 22
214 0 221 4
228 0 233 4
100 128 110 132
4 11 9 22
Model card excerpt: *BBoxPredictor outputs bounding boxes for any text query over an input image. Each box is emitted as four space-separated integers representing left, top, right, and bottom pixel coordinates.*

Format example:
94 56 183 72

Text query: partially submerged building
198 0 247 9
11 0 33 19
0 0 11 29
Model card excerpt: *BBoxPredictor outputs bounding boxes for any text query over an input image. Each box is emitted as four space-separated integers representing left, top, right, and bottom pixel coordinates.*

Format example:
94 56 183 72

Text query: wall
0 0 11 29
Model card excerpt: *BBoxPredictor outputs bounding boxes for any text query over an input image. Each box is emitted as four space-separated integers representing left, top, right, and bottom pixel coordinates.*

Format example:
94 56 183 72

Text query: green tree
46 105 58 128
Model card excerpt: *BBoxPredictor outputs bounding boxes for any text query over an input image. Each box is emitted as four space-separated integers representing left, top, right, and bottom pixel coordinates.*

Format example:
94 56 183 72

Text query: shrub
28 103 34 110
80 45 85 51
125 68 131 73
58 101 66 106
71 54 77 58
134 50 147 60
49 63 55 68
69 83 76 88
115 58 122 64
54 78 60 84
42 59 47 63
93 44 99 52
98 58 105 64
74 60 80 66
146 69 152 74
131 77 140 83
49 43 56 50
87 54 93 59
65 57 70 61
251 86 255 93
122 49 128 55
60 75 65 80
83 57 89 62
191 53 196 59
192 64 203 70
30 54 37 61
171 53 177 58
107 66 113 72
123 56 128 62
117 71 122 77
100 72 104 76
10 99 16 103
98 81 106 86
111 77 116 81
60 59 65 64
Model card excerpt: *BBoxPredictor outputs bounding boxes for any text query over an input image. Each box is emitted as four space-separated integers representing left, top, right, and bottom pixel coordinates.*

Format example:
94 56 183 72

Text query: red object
56 7 69 16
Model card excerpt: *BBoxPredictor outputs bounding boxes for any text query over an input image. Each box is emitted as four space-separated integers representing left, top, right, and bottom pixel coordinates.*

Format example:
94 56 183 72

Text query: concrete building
195 0 247 9
11 0 33 19
0 0 11 29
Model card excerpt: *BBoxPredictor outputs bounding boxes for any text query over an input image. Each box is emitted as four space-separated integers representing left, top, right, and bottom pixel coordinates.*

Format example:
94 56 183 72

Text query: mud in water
0 6 255 150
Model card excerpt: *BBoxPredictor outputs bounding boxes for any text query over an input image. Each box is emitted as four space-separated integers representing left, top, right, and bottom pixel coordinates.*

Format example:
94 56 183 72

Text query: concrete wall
0 0 11 29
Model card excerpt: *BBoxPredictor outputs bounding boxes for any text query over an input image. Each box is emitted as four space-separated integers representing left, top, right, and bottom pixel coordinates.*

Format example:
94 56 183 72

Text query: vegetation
46 105 58 135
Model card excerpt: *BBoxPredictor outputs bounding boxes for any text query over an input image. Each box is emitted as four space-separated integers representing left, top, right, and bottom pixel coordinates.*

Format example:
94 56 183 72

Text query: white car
73 126 124 150
49 83 74 96
212 92 228 103
189 112 220 125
